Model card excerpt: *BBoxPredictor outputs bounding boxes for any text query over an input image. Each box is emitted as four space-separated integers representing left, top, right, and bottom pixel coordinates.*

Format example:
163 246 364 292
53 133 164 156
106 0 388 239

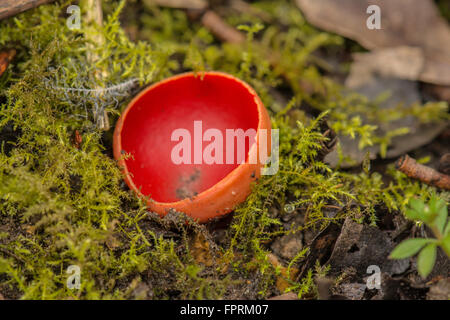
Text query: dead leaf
297 223 342 281
268 292 299 300
296 0 450 85
325 75 446 168
423 84 450 103
326 217 410 278
24 224 35 234
335 282 366 300
270 232 303 260
72 130 82 149
439 153 450 175
345 47 425 88
372 273 429 300
190 233 213 267
427 278 450 300
267 253 299 293
0 49 16 77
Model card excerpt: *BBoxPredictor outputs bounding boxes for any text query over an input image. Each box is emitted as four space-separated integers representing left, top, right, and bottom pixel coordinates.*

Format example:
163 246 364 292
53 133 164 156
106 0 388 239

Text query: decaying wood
201 10 245 44
0 49 16 77
0 0 55 21
396 155 450 190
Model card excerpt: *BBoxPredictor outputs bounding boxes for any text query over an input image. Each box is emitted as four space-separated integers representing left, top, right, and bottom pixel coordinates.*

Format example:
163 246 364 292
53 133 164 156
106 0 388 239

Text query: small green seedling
390 196 450 278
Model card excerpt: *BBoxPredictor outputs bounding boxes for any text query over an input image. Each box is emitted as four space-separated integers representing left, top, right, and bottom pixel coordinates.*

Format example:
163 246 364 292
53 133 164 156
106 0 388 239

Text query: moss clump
0 0 448 299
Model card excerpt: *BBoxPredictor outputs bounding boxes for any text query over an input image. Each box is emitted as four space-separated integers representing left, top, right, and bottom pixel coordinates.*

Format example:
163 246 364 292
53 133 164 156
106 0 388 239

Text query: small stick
200 10 245 44
0 247 26 264
0 0 55 21
396 155 450 190
81 0 110 130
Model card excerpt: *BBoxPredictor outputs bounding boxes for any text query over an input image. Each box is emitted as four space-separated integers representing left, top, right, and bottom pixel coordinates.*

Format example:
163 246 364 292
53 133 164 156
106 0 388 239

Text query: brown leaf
439 153 450 175
326 217 410 278
267 253 299 294
296 223 342 281
72 130 82 149
427 278 450 300
345 47 425 88
190 233 213 267
325 72 446 168
296 0 450 85
268 292 299 300
423 84 450 103
0 49 16 77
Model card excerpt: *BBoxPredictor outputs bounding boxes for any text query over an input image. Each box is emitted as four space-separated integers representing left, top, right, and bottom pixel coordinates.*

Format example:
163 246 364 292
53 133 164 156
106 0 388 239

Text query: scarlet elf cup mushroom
113 72 273 223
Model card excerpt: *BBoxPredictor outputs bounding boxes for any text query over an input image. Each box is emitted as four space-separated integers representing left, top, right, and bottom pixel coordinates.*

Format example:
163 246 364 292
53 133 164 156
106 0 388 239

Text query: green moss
0 0 448 300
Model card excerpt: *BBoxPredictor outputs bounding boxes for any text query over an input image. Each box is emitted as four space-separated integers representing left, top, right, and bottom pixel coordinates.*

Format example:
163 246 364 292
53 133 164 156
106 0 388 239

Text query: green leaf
405 198 425 220
442 233 450 257
429 197 447 234
417 243 437 278
390 238 431 259
445 221 450 236
409 198 425 212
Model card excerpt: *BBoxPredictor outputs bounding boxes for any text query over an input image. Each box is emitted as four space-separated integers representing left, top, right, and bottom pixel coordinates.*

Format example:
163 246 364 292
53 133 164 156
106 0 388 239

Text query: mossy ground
0 0 448 299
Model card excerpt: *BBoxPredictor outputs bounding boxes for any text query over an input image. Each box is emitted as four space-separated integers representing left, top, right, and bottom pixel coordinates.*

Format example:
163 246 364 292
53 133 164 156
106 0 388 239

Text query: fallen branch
0 0 55 21
396 155 450 190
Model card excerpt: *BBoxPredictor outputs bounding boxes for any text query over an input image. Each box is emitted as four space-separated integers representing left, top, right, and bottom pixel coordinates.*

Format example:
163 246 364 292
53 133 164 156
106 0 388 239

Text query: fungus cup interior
116 73 261 204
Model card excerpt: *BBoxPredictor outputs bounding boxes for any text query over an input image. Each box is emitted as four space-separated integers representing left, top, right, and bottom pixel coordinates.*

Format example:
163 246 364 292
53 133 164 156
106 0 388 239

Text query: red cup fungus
113 71 272 223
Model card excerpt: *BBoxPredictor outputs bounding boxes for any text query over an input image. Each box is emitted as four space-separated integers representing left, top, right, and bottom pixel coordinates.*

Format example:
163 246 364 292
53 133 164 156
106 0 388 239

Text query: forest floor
0 0 449 300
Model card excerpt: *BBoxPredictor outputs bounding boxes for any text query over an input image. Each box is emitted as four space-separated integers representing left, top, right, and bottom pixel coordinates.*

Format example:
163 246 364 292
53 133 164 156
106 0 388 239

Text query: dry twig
81 0 110 130
200 10 245 44
0 0 55 21
396 155 450 190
